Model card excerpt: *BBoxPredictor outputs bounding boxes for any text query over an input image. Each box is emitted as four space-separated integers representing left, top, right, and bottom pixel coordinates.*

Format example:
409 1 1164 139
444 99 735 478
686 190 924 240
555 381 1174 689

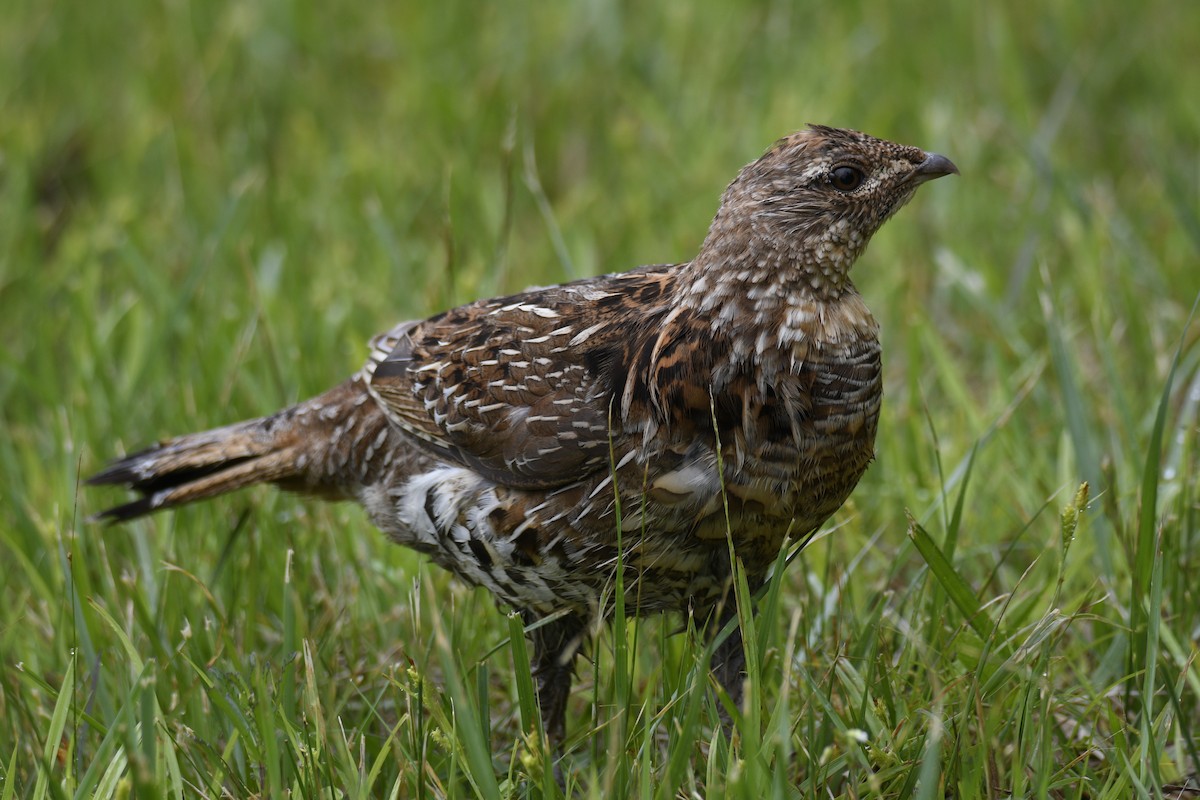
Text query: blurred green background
2 0 1198 796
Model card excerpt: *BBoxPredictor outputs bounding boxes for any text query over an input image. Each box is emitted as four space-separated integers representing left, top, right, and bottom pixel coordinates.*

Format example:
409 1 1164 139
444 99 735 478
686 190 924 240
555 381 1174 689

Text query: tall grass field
2 1 1198 797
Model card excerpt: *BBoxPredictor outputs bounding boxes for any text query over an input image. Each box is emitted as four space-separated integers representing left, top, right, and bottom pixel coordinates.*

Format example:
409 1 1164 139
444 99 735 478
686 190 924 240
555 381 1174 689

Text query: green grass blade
506 612 538 738
34 657 75 800
1129 293 1199 725
907 516 992 639
2 746 17 800
428 586 501 800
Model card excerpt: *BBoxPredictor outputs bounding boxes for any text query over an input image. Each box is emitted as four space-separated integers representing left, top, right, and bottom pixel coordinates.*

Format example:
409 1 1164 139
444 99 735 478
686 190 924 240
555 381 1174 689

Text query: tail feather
86 419 300 523
88 379 381 523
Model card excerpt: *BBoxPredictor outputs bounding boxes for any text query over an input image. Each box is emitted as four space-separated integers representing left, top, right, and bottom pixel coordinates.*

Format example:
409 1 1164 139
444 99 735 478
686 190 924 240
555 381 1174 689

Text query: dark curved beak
913 152 959 184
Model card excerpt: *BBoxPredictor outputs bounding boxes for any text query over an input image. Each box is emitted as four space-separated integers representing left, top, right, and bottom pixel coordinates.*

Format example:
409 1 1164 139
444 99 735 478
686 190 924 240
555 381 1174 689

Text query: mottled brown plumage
89 125 956 746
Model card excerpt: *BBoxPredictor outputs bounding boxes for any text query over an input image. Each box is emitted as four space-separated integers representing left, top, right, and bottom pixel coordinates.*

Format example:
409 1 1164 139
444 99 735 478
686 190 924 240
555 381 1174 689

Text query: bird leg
526 611 586 749
708 600 747 733
711 615 747 709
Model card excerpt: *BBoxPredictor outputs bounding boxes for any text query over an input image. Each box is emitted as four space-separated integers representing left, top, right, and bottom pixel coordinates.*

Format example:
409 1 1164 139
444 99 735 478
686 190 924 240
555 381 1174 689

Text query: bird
89 124 957 748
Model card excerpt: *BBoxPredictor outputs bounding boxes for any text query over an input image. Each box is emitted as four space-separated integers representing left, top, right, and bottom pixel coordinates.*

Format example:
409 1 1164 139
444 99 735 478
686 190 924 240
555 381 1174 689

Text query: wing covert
362 268 676 489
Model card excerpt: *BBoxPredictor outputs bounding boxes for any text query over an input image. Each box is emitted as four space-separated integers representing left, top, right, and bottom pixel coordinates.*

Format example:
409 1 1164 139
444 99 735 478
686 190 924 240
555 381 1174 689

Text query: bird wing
362 266 677 489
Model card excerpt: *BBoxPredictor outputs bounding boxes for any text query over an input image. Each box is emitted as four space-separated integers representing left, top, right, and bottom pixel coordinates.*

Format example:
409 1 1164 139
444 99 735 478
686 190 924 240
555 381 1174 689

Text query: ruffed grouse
90 125 956 745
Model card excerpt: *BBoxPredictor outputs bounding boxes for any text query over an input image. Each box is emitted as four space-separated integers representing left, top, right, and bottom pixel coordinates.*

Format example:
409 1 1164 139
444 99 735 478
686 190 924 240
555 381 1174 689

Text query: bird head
695 125 957 299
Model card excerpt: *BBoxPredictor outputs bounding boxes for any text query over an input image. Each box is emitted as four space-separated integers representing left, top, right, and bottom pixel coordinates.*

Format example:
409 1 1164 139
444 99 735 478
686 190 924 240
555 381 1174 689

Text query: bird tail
87 379 383 523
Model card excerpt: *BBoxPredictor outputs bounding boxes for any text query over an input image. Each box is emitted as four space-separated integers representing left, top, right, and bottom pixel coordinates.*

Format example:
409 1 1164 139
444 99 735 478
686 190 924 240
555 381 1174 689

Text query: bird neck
676 231 869 347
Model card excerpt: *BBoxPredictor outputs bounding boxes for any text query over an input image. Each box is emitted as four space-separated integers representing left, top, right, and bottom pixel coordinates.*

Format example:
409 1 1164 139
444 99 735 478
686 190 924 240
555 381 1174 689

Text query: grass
2 0 1199 796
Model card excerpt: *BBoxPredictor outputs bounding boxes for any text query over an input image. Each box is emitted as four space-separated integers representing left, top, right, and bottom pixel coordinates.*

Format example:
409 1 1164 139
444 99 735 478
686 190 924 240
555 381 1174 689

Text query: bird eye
830 165 865 192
